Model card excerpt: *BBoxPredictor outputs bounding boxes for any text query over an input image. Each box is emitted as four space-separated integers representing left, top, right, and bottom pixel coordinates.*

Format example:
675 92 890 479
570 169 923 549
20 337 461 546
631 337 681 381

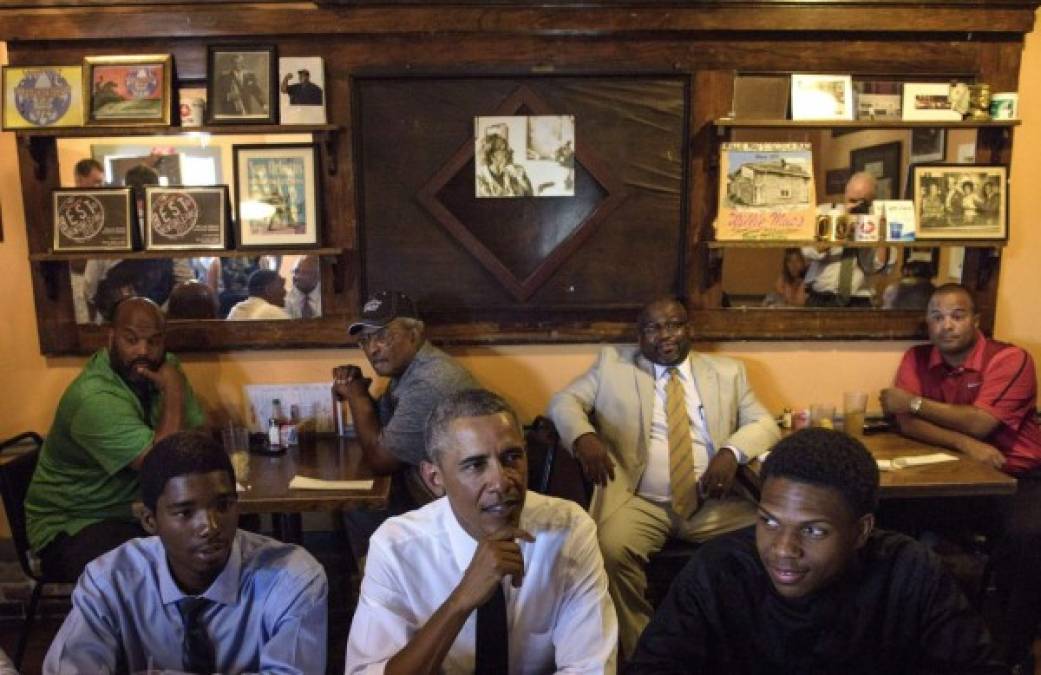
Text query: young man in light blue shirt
44 431 328 674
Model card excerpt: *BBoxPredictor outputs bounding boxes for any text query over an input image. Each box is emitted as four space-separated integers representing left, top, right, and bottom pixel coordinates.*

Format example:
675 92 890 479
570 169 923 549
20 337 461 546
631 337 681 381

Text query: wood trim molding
0 3 1036 42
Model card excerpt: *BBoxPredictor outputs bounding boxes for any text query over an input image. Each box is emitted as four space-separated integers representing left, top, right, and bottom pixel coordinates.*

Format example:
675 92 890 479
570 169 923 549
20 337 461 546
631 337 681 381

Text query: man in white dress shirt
225 269 290 321
285 255 321 319
345 388 617 675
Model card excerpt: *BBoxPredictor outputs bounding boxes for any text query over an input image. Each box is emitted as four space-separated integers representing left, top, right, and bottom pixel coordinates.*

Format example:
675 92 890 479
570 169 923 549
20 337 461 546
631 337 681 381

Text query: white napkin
876 452 958 472
288 475 375 490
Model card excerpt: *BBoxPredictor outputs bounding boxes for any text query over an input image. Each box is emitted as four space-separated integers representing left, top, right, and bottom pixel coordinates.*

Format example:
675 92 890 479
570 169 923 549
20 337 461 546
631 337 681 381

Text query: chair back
0 432 43 582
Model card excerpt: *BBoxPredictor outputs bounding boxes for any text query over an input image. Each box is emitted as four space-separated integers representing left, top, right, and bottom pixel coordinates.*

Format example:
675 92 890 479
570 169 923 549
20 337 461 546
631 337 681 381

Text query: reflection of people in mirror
476 132 533 197
763 248 808 307
803 172 888 307
280 69 323 105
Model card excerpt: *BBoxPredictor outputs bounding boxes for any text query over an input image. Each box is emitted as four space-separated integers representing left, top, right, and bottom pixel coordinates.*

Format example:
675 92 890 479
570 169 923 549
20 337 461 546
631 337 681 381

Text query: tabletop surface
236 434 391 513
851 432 1015 499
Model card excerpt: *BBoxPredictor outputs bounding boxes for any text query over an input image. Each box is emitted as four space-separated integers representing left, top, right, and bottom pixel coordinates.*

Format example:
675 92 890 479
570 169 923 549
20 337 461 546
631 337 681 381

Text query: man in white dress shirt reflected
345 388 617 675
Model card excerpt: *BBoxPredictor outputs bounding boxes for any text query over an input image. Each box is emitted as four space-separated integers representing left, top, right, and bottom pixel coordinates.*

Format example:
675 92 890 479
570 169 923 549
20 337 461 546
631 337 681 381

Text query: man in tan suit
548 297 780 657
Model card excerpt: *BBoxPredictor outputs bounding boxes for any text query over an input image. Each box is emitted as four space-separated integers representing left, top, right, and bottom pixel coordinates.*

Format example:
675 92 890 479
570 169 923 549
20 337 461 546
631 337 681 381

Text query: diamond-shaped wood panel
417 85 627 301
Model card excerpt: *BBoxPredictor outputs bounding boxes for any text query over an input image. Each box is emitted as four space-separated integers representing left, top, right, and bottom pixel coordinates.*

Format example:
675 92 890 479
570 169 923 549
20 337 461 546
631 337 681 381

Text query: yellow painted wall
3 24 1041 537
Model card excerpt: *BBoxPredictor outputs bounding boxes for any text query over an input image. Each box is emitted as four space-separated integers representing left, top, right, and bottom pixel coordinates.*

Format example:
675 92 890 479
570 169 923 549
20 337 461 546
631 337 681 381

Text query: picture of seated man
627 428 1003 674
44 431 328 674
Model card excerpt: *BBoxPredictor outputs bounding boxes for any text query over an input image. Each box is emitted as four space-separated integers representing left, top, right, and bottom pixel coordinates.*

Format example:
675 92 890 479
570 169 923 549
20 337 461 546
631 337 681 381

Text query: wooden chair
0 432 73 669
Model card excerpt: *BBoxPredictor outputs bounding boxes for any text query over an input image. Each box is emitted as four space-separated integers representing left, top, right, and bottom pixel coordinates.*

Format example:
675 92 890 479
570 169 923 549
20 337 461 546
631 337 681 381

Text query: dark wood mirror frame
4 0 1034 355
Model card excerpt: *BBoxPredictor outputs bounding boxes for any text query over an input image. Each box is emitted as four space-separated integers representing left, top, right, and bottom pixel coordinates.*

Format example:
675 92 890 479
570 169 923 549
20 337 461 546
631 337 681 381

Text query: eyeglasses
357 325 400 349
639 319 687 338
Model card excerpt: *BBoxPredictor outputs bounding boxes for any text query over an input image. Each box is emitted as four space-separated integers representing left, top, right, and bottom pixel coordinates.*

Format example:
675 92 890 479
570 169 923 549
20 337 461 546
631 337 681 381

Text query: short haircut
637 297 686 327
247 269 282 297
140 431 235 512
424 389 520 464
123 164 160 201
74 158 103 178
930 282 977 314
761 428 879 518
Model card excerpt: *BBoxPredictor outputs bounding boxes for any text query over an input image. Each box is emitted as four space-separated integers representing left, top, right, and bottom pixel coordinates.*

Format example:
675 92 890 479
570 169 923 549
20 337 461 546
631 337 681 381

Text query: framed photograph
912 164 1007 241
474 115 575 197
207 45 277 124
177 84 207 127
851 141 902 199
278 56 326 125
910 127 946 163
790 74 853 121
2 65 84 129
233 143 320 248
52 188 135 252
901 83 961 121
144 185 229 250
83 54 172 126
716 142 817 241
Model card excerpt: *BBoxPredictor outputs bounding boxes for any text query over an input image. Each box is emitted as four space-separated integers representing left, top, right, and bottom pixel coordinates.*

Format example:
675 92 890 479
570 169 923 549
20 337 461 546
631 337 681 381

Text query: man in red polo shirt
881 282 1041 671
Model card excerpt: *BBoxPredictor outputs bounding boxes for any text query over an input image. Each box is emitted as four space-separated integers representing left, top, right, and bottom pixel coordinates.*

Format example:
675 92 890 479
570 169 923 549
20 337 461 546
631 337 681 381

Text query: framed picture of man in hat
278 57 326 125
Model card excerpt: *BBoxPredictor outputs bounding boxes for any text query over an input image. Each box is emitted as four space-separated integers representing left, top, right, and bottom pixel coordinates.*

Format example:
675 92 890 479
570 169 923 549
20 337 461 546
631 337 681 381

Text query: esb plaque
52 188 134 252
145 186 229 250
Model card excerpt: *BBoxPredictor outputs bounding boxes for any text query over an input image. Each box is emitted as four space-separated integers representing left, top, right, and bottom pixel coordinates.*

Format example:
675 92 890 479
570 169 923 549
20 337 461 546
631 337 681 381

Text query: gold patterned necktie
667 367 699 519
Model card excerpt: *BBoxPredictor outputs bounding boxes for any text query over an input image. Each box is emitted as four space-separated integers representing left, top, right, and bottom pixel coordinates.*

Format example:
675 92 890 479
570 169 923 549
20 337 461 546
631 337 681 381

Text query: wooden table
861 432 1017 499
237 434 390 513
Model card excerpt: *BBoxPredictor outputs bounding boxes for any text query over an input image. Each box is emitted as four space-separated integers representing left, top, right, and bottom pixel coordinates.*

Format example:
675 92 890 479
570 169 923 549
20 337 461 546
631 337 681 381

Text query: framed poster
2 65 84 129
851 141 901 199
233 143 320 248
716 142 817 241
790 74 854 121
278 56 326 125
207 45 277 124
144 185 229 250
52 188 135 252
83 54 172 126
912 164 1007 241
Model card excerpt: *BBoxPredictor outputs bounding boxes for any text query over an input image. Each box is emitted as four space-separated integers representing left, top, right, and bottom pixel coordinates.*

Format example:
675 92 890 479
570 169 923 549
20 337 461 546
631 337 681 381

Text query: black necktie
178 596 215 675
475 583 509 675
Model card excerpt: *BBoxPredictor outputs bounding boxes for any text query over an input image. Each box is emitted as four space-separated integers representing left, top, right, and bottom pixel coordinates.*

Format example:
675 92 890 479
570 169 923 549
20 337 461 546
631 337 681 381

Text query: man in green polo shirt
26 297 206 580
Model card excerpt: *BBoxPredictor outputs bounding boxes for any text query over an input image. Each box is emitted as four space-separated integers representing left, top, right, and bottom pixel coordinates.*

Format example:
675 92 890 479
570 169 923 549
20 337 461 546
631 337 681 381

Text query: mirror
57 134 322 323
716 125 978 309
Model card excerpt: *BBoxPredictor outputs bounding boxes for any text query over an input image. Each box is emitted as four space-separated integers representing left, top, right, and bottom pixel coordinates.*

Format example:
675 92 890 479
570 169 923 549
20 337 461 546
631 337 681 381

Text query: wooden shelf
30 247 345 262
16 124 340 138
707 240 1004 248
714 118 1020 131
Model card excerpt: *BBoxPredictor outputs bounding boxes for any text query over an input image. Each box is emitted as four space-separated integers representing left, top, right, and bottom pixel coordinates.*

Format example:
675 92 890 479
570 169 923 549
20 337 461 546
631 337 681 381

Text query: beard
111 351 161 396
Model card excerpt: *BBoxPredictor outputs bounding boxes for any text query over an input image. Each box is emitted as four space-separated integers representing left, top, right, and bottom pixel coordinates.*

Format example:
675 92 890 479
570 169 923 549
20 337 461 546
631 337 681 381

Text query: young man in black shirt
627 428 1004 675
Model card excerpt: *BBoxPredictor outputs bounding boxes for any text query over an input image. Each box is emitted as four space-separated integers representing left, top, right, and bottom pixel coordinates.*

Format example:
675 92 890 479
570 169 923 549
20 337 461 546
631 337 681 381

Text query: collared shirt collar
158 531 243 608
443 498 480 574
927 330 987 373
652 357 693 383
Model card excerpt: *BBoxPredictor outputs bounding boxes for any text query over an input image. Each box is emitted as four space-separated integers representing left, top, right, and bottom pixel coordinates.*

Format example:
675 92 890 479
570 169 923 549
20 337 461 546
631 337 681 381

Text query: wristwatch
909 396 924 416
